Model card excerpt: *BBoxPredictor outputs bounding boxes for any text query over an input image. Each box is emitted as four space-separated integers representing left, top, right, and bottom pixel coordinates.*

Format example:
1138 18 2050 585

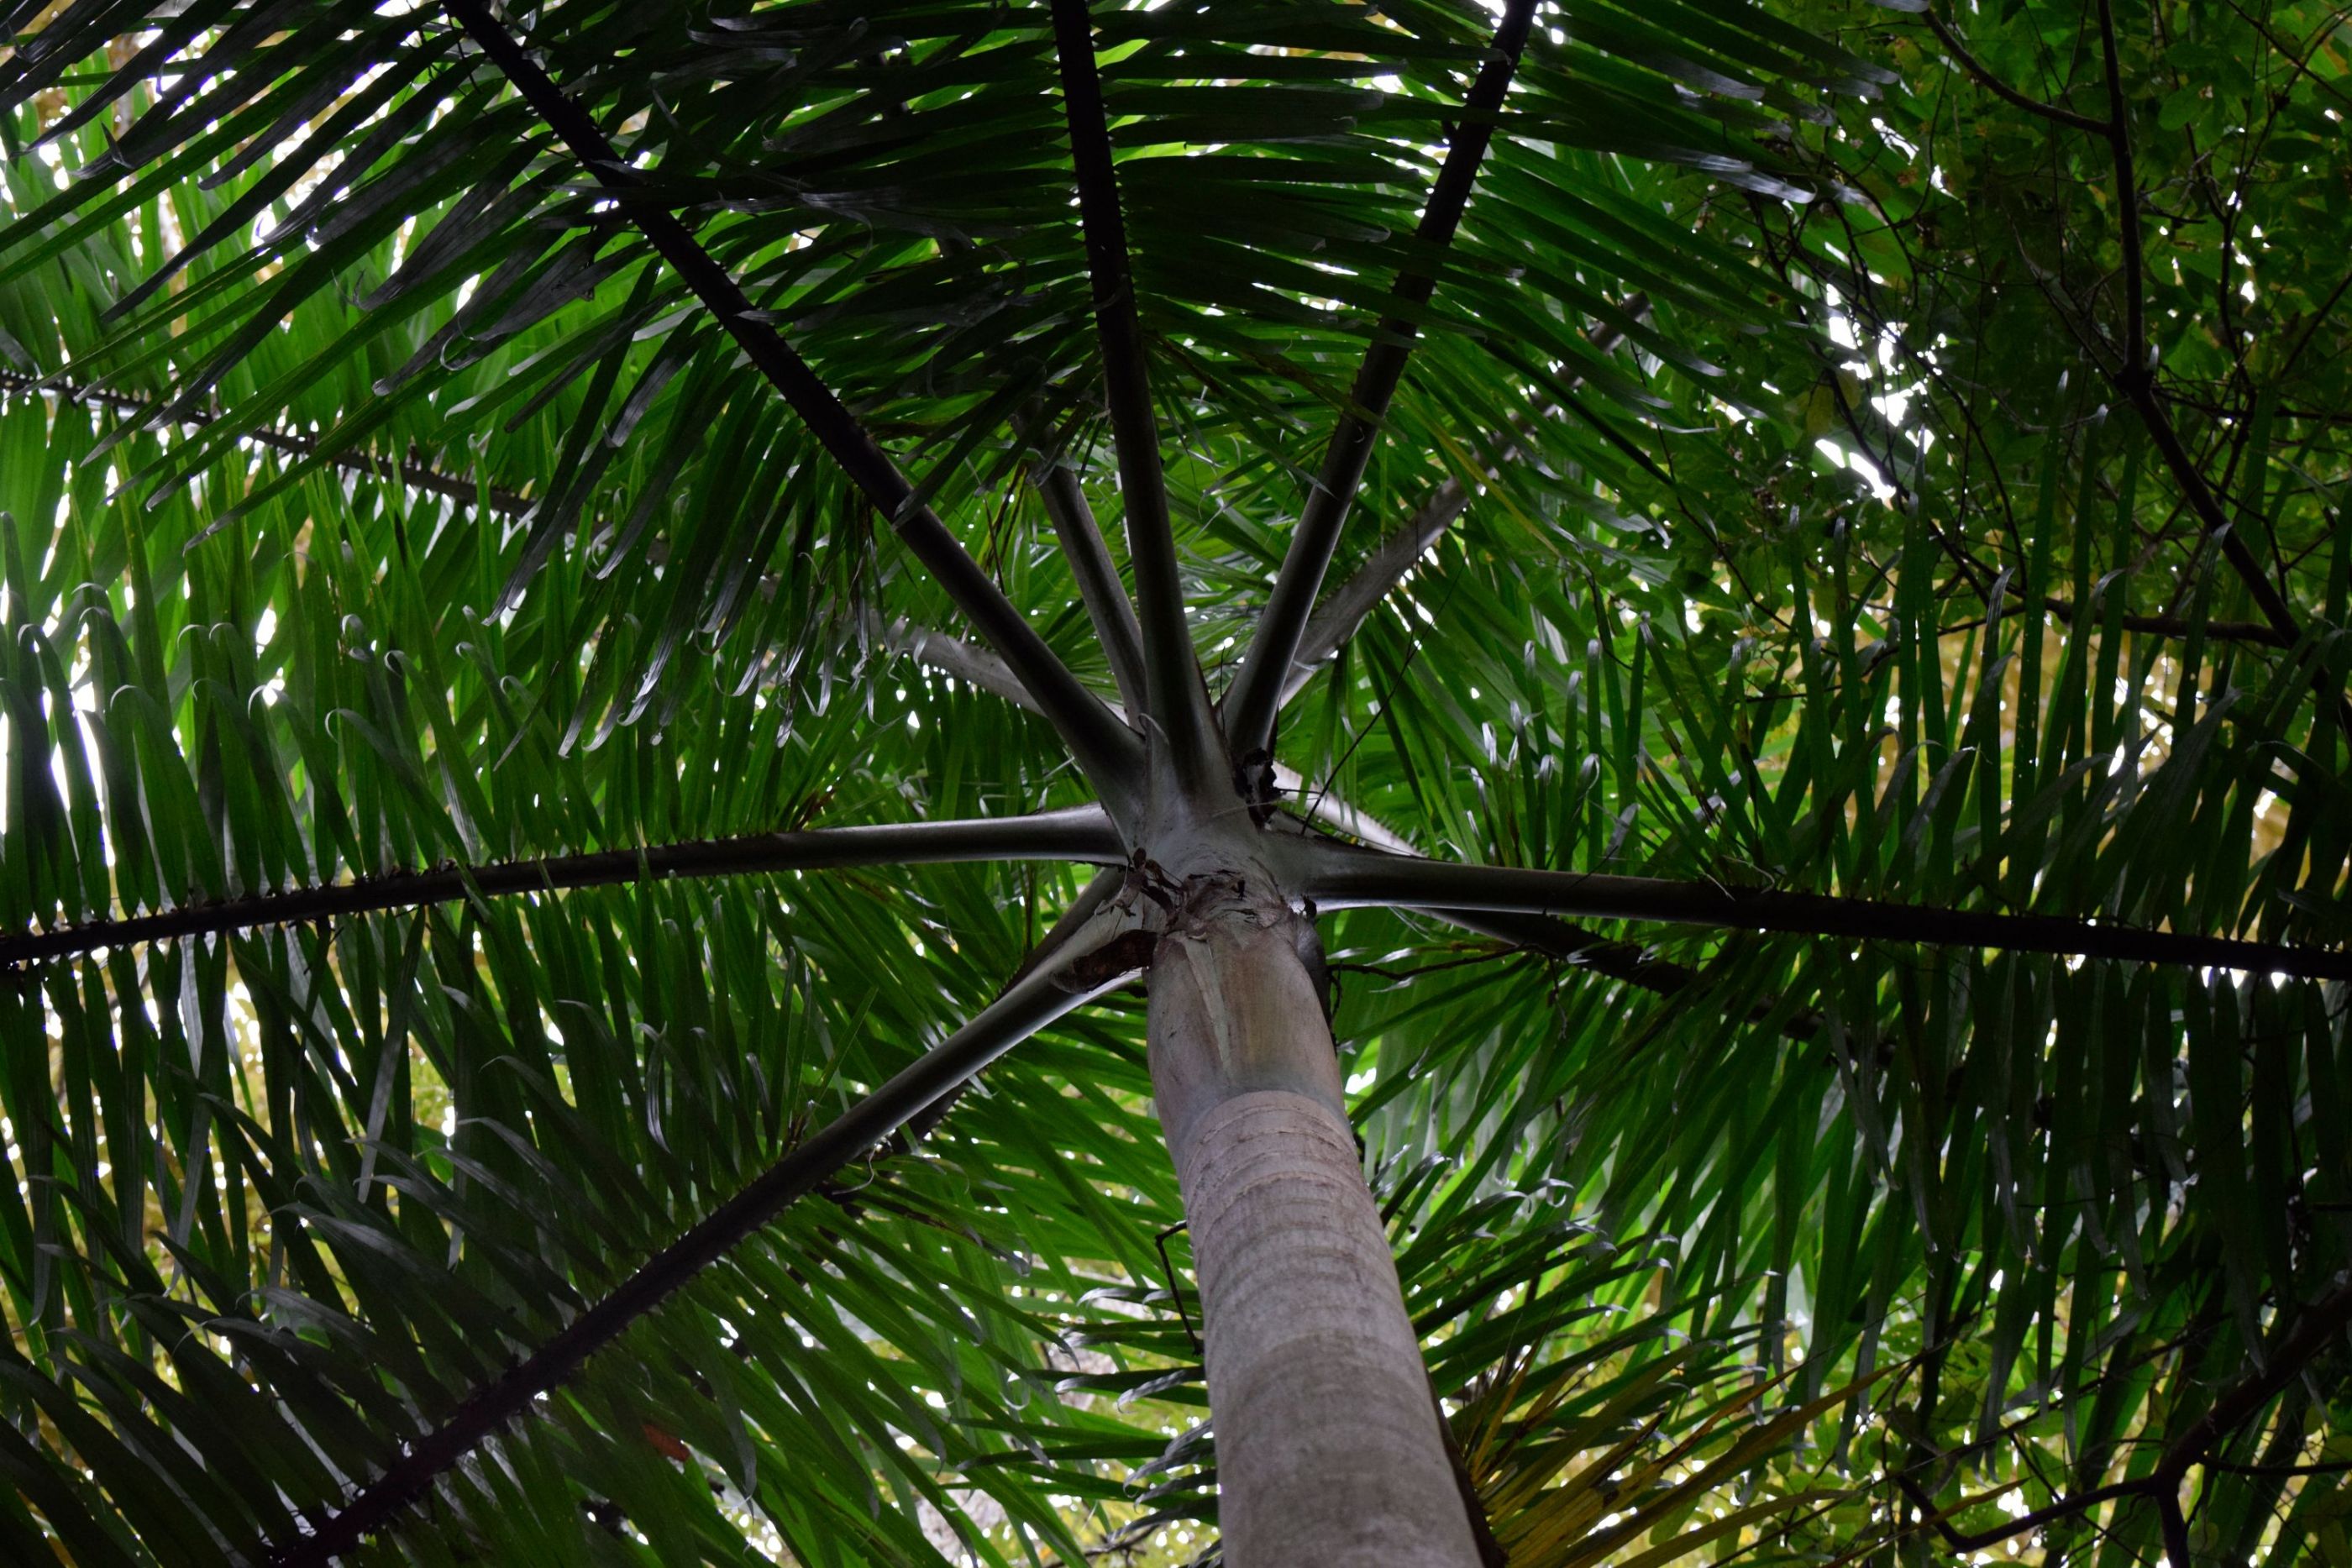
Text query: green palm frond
0 0 2345 1562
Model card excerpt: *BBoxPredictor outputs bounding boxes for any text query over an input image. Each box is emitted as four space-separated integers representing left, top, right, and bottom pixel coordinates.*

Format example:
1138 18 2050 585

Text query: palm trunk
1147 875 1481 1566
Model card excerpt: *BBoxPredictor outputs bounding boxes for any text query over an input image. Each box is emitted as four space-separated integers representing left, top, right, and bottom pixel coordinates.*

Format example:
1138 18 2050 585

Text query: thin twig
1919 9 2110 134
1328 947 1528 983
2149 1277 2352 1491
2031 587 2286 647
2200 1457 2352 1478
1893 1473 2151 1554
1881 1277 2352 1566
0 369 531 515
1152 1222 1201 1354
2084 0 2345 737
2093 0 2144 377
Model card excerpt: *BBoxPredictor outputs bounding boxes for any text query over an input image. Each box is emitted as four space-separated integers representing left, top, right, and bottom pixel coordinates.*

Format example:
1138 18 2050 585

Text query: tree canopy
0 0 2347 1562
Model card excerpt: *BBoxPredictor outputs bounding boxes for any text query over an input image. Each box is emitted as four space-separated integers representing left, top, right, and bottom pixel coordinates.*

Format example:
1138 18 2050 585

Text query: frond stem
1291 842 2352 981
879 624 1803 1014
260 926 1146 1565
1268 801 1818 1028
448 0 1143 809
1222 0 1538 762
890 619 1430 847
1047 0 1221 798
1 808 1122 968
1033 454 1149 721
1274 307 1640 712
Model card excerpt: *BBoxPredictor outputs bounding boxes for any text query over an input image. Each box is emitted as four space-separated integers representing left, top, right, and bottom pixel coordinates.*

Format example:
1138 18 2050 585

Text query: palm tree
0 0 2346 1562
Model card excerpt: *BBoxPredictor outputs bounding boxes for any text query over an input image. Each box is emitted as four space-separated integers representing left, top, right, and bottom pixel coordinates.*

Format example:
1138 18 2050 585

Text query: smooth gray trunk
1147 875 1481 1566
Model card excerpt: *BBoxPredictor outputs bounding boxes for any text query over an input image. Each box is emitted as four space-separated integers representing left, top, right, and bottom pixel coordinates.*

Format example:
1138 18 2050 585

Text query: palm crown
0 0 2347 1562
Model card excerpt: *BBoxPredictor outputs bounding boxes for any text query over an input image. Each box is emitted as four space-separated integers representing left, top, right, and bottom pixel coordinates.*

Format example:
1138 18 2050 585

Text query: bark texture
1148 878 1480 1566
